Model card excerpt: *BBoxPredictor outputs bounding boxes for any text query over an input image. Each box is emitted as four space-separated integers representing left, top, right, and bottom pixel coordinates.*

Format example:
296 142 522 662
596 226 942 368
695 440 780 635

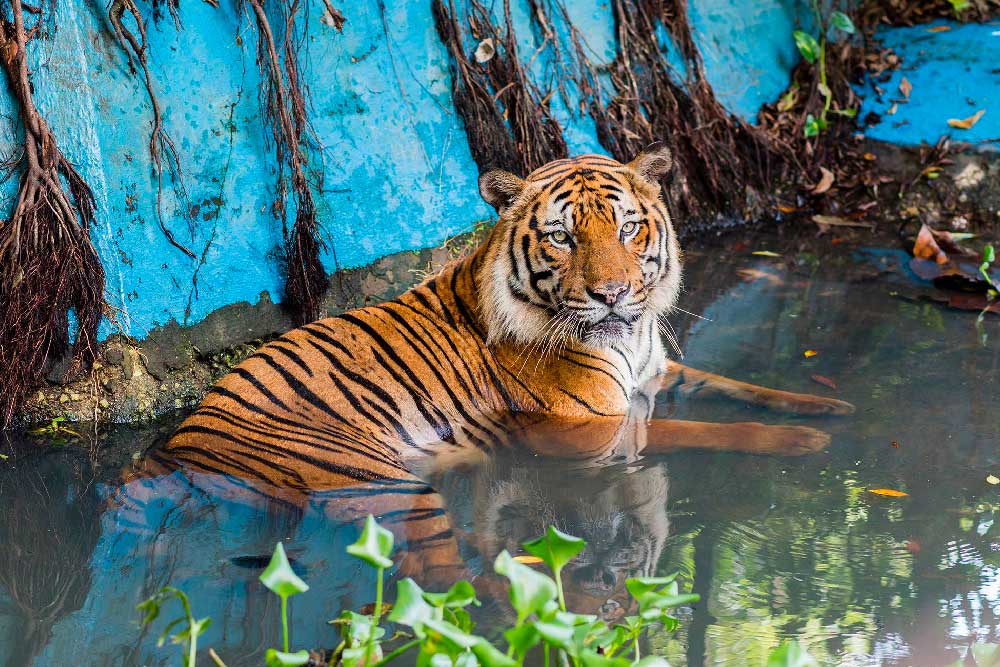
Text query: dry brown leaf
913 224 949 264
812 214 873 229
810 374 837 390
947 109 985 130
926 25 951 32
474 38 495 63
899 77 912 100
812 167 835 194
886 103 898 116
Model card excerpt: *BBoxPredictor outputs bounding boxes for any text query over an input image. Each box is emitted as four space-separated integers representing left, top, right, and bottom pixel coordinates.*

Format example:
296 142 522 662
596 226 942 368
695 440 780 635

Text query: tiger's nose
587 281 629 306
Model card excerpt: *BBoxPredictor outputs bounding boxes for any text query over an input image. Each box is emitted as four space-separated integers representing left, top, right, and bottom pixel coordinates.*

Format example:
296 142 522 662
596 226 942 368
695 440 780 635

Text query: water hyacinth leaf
494 550 558 620
533 620 575 651
347 515 394 569
830 11 855 34
423 619 480 650
338 610 386 645
767 640 819 667
265 648 311 667
504 622 541 656
174 616 211 641
523 527 586 574
431 654 453 667
260 543 310 597
343 645 383 667
634 658 672 667
580 648 631 667
472 637 518 667
388 578 435 631
793 31 819 63
455 651 480 667
423 580 480 608
625 575 678 600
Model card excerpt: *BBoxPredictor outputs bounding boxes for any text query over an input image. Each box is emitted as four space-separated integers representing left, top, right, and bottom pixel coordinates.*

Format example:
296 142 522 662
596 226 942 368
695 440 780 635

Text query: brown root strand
246 0 327 325
1 0 107 428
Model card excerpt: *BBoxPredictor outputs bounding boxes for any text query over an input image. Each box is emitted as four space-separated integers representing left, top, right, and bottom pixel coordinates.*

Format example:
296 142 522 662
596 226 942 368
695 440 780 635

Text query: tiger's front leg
659 362 855 416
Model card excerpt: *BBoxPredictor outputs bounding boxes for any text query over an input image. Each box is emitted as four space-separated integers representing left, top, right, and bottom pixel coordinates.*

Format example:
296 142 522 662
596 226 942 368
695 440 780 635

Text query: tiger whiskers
656 314 684 359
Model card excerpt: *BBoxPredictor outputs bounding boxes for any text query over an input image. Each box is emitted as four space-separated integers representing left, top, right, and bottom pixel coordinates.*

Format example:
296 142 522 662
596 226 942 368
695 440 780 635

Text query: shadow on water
1 233 1000 666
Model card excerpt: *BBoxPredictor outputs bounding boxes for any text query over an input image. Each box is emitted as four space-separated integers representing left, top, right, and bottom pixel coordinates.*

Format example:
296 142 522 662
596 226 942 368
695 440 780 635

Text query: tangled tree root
0 0 107 428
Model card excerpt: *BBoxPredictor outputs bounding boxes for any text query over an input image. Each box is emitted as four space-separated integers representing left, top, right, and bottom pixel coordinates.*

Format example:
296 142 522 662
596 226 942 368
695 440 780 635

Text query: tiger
129 144 853 612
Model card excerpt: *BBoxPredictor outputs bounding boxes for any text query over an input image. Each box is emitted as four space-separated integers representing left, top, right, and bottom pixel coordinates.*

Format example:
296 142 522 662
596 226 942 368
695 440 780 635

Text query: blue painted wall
856 20 1000 147
0 0 805 339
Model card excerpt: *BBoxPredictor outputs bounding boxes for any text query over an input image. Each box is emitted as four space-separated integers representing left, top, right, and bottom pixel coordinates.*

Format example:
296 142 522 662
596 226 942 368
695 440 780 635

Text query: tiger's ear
479 170 526 212
628 142 673 186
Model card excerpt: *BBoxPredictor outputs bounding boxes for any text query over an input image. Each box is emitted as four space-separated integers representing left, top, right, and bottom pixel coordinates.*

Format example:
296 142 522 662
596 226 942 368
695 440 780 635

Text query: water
2 231 999 667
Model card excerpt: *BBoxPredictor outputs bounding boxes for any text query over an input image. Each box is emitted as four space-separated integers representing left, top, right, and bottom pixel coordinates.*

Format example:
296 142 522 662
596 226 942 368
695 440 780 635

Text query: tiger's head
477 146 681 350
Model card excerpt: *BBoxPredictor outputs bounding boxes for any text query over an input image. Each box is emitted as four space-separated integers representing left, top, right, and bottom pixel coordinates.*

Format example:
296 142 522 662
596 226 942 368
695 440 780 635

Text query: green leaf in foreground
494 550 558 622
423 580 480 609
388 578 435 631
265 648 311 667
523 527 586 574
830 11 855 34
767 640 819 667
259 543 309 597
347 514 394 569
793 31 820 64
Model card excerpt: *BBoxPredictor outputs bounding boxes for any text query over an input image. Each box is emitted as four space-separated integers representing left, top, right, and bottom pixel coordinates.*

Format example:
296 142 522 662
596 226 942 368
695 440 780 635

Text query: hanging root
0 0 106 428
108 0 195 258
433 0 567 176
245 0 326 324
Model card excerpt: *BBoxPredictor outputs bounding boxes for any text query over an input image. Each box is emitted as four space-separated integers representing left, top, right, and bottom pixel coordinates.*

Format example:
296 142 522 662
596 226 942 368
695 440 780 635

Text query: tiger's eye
621 221 638 236
550 230 570 244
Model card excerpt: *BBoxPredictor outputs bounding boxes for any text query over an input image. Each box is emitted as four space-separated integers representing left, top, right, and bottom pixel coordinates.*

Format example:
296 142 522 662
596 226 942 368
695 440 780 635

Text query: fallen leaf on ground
899 77 912 100
751 250 782 257
988 474 1000 485
869 488 909 497
812 167 835 194
810 374 837 389
948 109 985 130
513 555 544 564
813 214 874 233
914 224 949 264
803 349 818 358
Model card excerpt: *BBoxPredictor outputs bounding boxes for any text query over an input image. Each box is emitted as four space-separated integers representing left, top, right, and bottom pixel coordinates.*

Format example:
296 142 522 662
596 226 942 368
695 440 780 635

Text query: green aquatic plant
793 4 857 137
141 515 721 666
137 586 212 667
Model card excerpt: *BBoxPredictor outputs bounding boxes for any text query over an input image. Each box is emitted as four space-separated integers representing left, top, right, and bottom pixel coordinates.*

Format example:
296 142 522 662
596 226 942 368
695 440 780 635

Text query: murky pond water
2 231 999 667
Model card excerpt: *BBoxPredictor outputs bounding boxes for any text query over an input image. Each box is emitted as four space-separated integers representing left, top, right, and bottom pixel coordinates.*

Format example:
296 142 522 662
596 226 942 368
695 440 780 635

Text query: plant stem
554 568 567 611
209 648 229 667
374 638 421 667
281 594 289 653
632 632 640 661
190 634 198 667
365 567 385 666
544 644 550 667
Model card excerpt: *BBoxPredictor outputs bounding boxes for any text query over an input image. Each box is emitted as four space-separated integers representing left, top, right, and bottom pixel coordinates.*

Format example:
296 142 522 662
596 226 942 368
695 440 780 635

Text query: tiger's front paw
739 422 832 456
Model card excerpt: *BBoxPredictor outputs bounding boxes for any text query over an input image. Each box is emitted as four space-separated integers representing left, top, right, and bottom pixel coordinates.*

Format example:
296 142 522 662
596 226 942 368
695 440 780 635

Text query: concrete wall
0 0 805 340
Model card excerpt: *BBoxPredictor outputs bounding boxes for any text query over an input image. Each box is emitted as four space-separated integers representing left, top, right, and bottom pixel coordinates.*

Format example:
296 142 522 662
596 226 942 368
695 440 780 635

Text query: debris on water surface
869 488 909 497
752 250 782 257
803 349 818 358
987 475 1000 485
898 77 912 100
512 555 544 564
810 374 837 390
891 441 900 449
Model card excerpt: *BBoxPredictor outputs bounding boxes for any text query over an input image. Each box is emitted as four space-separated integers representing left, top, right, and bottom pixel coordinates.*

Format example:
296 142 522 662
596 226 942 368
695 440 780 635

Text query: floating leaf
988 475 1000 485
347 514 394 569
793 31 820 64
803 350 818 358
752 250 782 257
512 555 544 565
926 25 951 32
523 527 586 576
869 488 908 497
948 109 985 130
830 11 855 34
260 543 310 598
810 374 837 390
265 649 311 667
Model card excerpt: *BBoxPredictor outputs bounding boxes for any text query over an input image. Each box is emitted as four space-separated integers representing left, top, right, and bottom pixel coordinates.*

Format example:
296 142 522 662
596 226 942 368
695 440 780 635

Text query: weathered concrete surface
856 20 1000 147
